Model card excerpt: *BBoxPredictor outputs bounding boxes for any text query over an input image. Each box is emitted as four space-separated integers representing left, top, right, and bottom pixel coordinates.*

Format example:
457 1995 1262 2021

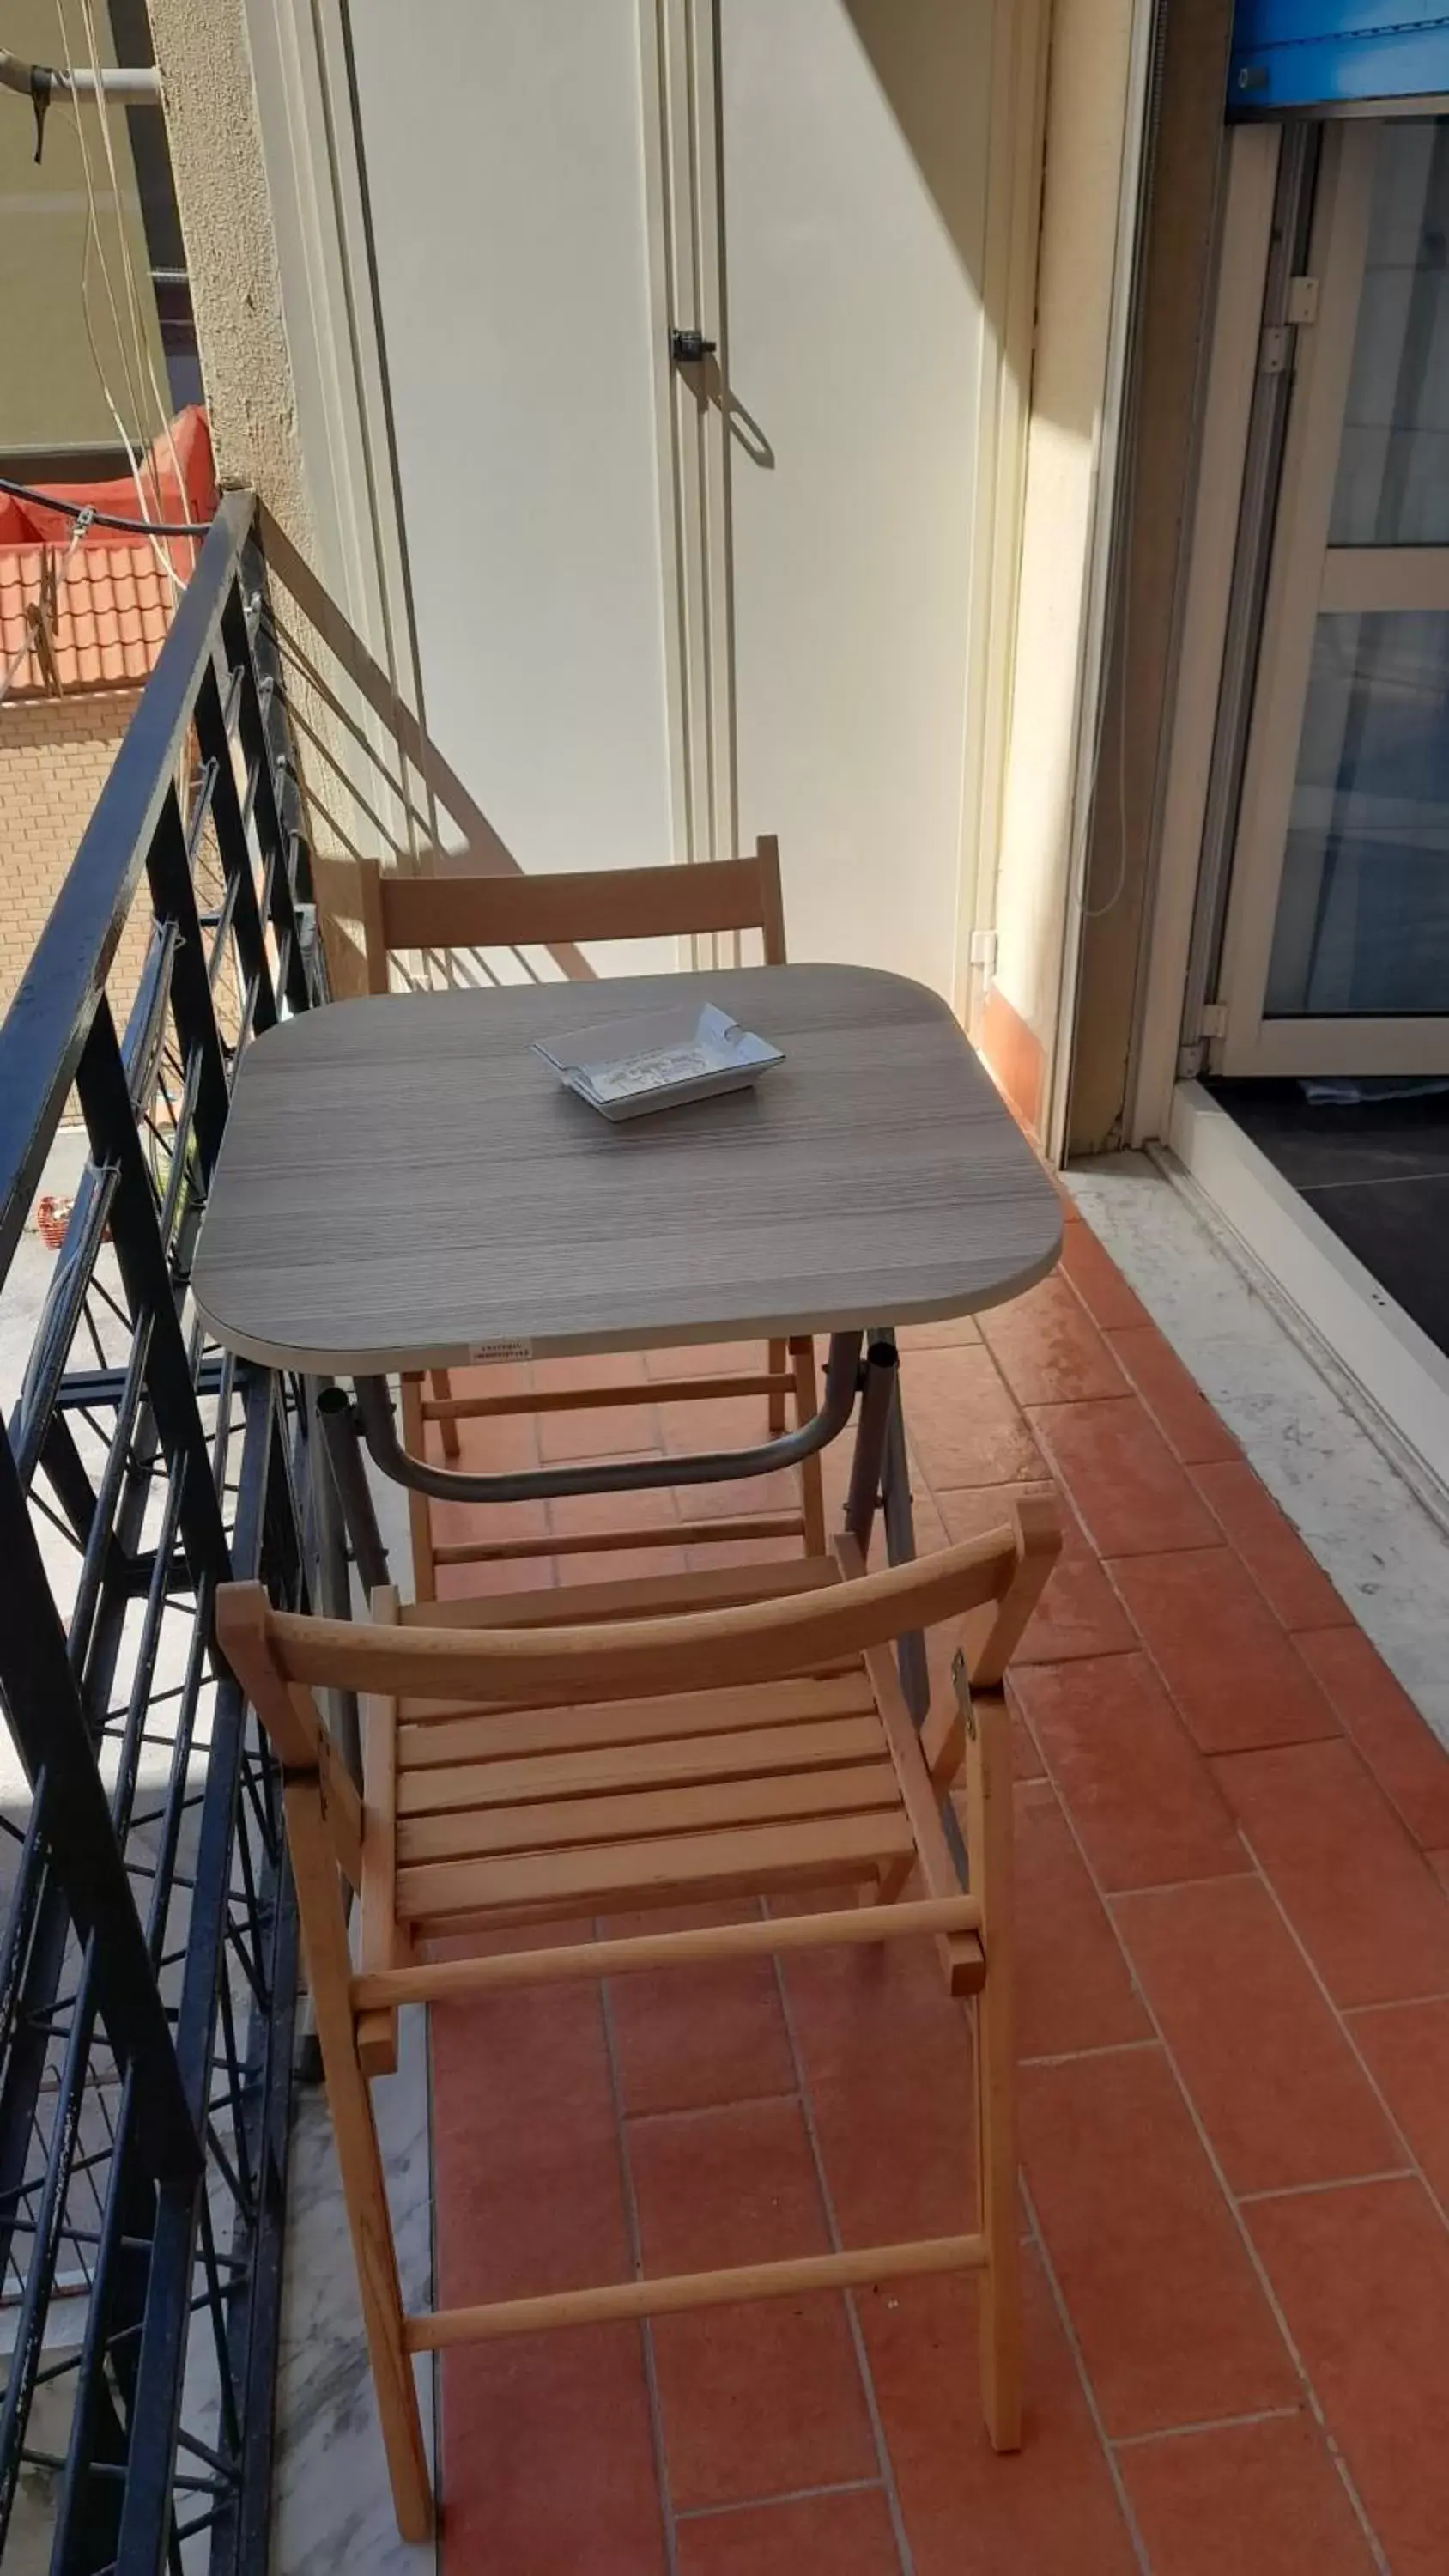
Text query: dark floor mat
1212 1078 1449 1190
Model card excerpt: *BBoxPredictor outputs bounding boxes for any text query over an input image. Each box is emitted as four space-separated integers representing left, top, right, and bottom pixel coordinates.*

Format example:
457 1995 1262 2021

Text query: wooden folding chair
354 837 824 1598
218 1500 1059 2540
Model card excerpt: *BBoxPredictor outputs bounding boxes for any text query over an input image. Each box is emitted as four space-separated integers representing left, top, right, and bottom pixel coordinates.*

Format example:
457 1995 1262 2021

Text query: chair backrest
357 838 787 994
217 1504 1058 1795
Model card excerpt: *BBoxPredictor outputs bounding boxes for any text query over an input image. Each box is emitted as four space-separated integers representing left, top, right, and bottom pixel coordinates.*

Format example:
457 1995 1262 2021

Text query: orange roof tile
0 409 217 702
0 540 179 698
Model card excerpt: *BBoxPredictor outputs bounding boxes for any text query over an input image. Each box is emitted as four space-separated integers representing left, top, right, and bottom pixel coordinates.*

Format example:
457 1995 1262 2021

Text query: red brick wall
0 690 146 1022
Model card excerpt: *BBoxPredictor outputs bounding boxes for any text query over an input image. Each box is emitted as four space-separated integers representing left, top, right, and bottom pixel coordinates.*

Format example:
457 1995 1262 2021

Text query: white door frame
1213 116 1449 1076
1129 120 1282 1143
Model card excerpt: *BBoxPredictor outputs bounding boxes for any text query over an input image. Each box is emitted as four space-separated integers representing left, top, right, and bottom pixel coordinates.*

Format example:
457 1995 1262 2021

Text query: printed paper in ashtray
585 1042 718 1102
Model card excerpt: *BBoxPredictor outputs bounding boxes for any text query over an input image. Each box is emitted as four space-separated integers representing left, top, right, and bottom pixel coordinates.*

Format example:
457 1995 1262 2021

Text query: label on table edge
468 1339 533 1364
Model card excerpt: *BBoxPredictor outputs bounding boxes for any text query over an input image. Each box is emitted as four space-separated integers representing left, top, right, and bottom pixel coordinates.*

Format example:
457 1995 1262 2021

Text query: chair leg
285 1783 434 2539
432 1366 461 1461
963 1688 1022 2451
767 1337 788 1437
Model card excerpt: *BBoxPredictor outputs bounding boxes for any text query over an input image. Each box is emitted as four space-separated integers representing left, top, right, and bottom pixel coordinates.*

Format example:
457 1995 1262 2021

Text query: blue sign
1231 3 1449 110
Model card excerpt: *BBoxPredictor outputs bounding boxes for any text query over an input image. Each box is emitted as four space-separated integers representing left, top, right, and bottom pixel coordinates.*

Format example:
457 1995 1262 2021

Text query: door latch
669 328 717 364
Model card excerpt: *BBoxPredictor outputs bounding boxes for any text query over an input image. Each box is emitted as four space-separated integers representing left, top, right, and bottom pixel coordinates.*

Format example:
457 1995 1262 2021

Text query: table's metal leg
316 1383 391 1595
844 1339 900 1556
873 1328 968 1884
879 1363 931 1724
309 1377 364 1780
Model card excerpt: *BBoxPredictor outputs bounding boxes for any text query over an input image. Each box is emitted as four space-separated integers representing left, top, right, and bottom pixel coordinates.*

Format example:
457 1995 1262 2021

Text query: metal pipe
844 1340 899 1555
879 1357 930 1722
351 1329 864 1510
316 1388 391 1595
0 47 162 107
310 1380 363 1783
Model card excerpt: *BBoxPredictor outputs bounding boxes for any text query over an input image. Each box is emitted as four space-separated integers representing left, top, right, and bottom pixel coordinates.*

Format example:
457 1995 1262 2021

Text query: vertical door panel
348 2 675 890
718 0 991 992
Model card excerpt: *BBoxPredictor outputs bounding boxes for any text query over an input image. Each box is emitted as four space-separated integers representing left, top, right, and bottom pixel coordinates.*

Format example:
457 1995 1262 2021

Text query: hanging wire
73 0 197 580
52 0 179 598
0 472 209 538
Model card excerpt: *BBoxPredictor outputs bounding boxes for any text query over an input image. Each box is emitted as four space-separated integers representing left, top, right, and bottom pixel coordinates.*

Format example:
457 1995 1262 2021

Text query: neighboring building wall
0 691 146 1019
0 0 167 451
980 0 1142 1141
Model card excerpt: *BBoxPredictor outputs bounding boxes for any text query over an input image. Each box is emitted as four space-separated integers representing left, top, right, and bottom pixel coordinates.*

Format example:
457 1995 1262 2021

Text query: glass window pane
1330 121 1449 547
1266 611 1449 1017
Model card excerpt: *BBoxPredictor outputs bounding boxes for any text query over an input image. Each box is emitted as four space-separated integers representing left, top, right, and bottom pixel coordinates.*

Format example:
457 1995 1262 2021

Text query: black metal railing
0 490 323 2573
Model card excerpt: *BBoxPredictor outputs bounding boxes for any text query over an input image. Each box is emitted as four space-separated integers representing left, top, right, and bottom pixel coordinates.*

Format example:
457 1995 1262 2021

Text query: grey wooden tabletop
191 964 1062 1372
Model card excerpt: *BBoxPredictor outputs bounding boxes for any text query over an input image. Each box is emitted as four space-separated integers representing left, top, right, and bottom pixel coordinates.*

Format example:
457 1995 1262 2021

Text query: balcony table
191 960 1061 1691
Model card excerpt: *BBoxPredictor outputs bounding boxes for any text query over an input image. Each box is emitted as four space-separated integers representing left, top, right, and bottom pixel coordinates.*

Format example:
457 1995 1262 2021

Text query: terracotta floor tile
1119 2414 1377 2576
547 1480 682 1540
1349 1998 1449 2208
1021 2049 1300 2438
1012 1704 1047 1781
658 1392 773 1453
1108 1550 1340 1755
1058 1219 1155 1333
1212 1741 1449 2008
857 2262 1140 2576
977 1273 1126 1407
534 1352 658 1461
686 1534 803 1571
899 1346 1046 1489
779 1917 978 2240
627 2096 877 2509
935 1483 1133 1664
675 2486 901 2575
1113 1877 1403 2194
935 1475 1086 1553
555 1542 693 1583
1012 1779 1150 2058
1015 1556 1140 1667
645 1339 773 1380
1295 1625 1449 1849
431 1980 627 2303
440 2327 667 2576
1012 1654 1248 1893
1247 2178 1449 2575
435 1551 558 1600
1028 1399 1219 1560
1431 1847 1449 1893
533 1352 650 1391
1104 1326 1239 1465
1190 1459 1351 1633
896 1312 981 1347
602 1899 797 2117
538 1402 661 1461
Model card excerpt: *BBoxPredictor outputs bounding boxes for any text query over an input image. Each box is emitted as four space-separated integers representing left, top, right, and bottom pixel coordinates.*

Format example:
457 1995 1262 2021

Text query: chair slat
396 1554 838 1630
397 1759 902 1866
397 1671 877 1765
397 1711 884 1817
396 1807 914 1922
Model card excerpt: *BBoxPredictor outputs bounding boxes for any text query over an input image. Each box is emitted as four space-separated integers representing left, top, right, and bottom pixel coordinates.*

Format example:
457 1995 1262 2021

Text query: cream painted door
1216 118 1449 1076
347 1 989 993
718 0 991 987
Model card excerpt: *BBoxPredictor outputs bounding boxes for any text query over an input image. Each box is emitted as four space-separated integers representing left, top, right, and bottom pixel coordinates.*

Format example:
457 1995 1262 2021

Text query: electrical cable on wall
0 471 209 537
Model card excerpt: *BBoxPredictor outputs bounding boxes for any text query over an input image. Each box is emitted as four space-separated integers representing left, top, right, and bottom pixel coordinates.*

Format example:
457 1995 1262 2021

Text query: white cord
73 0 197 580
52 0 178 600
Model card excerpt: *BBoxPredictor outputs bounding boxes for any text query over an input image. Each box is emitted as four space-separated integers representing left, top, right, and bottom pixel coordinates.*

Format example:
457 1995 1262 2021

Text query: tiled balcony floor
381 1200 1449 2573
